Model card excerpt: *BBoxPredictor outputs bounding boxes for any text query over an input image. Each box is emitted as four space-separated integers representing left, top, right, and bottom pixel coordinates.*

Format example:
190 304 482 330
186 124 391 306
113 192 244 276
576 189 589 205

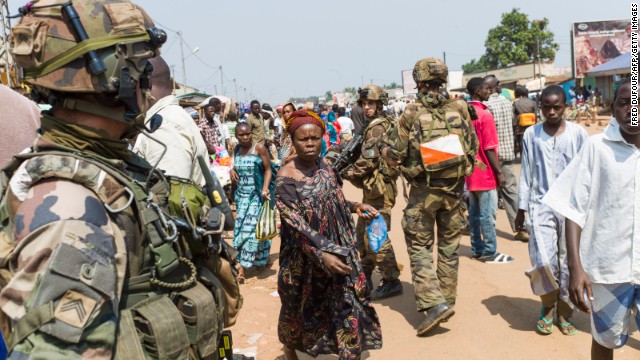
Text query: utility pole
537 34 541 82
219 65 223 96
532 20 543 88
178 31 187 95
443 51 446 64
1 0 15 87
233 78 238 103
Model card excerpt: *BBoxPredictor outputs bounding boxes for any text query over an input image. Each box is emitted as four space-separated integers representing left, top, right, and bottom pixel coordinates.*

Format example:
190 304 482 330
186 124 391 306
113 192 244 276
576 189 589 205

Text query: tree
382 82 399 89
462 8 559 73
325 90 333 102
343 87 357 95
461 57 489 74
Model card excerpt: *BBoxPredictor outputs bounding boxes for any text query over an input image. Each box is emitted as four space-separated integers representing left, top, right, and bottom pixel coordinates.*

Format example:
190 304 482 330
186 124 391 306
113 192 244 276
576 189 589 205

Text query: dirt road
228 119 639 360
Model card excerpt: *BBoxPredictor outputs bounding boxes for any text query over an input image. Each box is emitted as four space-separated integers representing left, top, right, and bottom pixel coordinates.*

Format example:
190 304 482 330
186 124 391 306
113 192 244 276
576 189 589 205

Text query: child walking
465 77 514 263
543 78 639 359
515 85 588 335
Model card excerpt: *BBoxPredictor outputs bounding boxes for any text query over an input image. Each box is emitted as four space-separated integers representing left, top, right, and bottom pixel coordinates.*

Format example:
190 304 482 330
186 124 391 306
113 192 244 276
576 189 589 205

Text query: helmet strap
116 66 142 124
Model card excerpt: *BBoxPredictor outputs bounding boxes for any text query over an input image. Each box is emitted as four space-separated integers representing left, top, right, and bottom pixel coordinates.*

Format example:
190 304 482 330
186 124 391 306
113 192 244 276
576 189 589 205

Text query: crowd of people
0 2 637 360
173 59 637 359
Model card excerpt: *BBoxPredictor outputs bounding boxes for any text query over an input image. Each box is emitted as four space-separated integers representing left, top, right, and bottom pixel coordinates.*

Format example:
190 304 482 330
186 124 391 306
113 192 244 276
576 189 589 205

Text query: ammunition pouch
363 169 386 200
115 295 190 360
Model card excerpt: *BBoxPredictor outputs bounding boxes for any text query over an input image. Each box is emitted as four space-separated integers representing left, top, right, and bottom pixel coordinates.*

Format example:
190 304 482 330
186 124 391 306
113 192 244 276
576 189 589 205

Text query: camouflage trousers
355 193 400 282
402 182 465 311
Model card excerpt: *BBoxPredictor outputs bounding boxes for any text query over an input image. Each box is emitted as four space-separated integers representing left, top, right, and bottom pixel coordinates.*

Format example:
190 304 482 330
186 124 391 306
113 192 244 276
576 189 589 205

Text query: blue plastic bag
0 330 7 359
367 215 388 253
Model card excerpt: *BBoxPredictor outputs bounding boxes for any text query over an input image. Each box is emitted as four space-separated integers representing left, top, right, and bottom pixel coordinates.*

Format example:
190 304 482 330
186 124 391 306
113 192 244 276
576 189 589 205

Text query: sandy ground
227 117 639 360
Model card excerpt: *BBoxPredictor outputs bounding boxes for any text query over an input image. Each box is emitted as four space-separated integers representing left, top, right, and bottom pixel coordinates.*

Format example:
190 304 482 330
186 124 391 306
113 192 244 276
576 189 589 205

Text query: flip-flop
482 253 514 264
536 306 554 335
558 321 578 336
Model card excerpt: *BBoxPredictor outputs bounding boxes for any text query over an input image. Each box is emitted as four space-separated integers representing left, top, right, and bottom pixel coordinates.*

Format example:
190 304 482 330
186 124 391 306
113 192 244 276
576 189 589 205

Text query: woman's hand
355 203 378 220
261 187 271 200
321 252 351 275
230 168 239 184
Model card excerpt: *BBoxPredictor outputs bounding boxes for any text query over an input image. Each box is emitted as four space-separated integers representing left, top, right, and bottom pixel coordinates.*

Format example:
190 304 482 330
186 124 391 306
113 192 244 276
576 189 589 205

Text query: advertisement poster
573 19 631 77
401 70 417 95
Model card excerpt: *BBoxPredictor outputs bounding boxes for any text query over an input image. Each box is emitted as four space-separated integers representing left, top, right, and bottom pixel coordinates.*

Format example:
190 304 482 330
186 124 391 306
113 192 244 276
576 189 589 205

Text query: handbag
256 200 277 240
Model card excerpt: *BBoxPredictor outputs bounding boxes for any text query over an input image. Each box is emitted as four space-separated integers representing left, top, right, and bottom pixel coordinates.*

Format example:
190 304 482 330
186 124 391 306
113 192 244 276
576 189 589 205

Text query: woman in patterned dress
230 122 273 282
275 111 382 360
279 102 297 165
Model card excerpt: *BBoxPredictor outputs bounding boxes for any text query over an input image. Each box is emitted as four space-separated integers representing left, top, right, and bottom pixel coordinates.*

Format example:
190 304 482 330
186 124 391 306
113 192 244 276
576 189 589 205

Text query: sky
7 0 632 104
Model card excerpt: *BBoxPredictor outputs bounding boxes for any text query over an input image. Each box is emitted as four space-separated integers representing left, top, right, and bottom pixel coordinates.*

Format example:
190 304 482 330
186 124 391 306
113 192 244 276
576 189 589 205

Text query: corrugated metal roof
585 53 631 77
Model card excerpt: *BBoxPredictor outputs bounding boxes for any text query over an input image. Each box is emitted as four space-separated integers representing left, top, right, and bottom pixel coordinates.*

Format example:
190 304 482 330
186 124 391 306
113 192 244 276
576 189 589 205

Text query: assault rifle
331 131 365 173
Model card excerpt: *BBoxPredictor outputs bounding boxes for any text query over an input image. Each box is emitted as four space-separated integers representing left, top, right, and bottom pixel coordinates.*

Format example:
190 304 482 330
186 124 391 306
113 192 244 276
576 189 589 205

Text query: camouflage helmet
412 58 448 84
357 84 388 106
9 0 166 123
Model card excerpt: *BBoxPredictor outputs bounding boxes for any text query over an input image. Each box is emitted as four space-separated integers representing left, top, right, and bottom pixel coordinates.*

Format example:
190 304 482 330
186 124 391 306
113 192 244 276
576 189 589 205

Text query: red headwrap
286 110 326 136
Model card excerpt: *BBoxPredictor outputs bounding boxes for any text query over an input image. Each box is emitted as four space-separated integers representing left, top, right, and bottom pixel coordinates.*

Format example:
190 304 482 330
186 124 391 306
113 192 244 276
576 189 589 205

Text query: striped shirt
485 93 515 162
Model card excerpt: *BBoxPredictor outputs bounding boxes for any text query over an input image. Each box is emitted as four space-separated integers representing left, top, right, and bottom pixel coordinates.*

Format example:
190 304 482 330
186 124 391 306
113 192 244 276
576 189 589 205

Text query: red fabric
287 110 326 136
466 101 499 191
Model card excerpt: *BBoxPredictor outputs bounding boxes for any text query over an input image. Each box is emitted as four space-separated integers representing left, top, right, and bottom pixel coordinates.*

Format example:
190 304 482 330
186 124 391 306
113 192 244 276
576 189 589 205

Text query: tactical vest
361 115 398 200
400 99 477 190
0 148 236 359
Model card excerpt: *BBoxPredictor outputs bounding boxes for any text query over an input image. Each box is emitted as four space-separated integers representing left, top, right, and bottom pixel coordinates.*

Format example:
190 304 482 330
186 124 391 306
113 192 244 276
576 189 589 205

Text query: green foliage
382 82 400 89
288 96 319 104
343 87 357 94
462 8 559 73
325 90 333 101
462 57 489 74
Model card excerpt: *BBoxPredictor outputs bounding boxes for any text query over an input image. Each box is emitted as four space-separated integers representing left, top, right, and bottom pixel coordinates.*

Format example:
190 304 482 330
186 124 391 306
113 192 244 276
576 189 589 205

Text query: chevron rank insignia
54 290 97 328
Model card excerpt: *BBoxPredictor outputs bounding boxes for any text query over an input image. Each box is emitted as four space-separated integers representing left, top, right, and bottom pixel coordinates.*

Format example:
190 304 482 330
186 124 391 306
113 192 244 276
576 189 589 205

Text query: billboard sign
572 19 631 78
402 70 417 96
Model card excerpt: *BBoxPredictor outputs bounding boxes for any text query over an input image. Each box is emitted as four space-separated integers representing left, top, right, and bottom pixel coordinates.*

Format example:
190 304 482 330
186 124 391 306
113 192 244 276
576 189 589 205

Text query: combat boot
417 303 455 337
364 270 373 291
371 279 403 300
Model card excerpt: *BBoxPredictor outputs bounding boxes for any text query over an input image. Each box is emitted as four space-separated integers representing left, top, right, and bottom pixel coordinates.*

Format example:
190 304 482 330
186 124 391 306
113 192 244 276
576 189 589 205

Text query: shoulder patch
54 290 98 328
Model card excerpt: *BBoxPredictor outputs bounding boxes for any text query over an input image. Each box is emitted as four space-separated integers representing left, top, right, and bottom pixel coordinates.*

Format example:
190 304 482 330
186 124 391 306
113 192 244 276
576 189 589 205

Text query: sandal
557 320 578 336
536 306 554 335
482 253 514 264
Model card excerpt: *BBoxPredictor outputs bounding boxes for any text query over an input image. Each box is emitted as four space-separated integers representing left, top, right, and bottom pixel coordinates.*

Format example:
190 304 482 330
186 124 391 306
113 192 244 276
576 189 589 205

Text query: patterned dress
275 159 382 359
233 144 271 268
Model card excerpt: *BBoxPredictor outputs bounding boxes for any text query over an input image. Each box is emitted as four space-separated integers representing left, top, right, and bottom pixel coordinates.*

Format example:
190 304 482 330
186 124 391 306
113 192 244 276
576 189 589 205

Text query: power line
161 35 179 54
193 69 220 88
153 19 178 34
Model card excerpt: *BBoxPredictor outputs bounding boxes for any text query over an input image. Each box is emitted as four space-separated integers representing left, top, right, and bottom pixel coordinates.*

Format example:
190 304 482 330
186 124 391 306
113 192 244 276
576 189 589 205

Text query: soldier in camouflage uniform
0 1 233 358
341 84 403 301
382 58 479 336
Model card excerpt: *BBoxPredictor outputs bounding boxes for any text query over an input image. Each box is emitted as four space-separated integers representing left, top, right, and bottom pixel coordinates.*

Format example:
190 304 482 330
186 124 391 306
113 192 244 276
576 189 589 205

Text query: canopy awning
585 53 631 77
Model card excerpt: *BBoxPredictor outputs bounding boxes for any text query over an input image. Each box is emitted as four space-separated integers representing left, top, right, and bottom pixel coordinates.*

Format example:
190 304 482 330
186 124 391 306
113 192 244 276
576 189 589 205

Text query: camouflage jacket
386 95 479 183
0 145 142 359
246 113 265 144
342 115 399 197
0 140 225 359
